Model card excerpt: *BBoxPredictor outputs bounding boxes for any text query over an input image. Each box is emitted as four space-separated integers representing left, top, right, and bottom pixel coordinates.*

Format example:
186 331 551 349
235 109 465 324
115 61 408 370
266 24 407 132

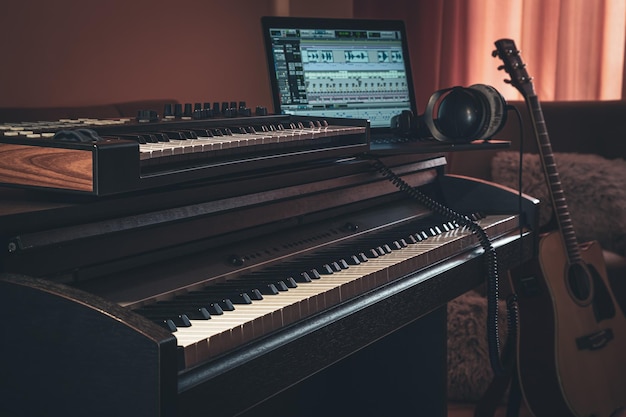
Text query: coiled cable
366 156 517 377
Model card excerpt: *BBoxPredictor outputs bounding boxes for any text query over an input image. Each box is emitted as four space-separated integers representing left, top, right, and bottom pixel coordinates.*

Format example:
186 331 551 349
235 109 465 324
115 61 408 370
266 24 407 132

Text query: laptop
261 16 509 155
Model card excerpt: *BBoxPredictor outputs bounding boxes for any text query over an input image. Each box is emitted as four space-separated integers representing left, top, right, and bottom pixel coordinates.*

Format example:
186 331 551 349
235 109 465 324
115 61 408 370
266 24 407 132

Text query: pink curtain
353 0 625 107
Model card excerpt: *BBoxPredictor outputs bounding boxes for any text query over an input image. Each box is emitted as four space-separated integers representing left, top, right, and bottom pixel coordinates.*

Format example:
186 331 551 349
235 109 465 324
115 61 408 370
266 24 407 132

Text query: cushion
491 151 626 256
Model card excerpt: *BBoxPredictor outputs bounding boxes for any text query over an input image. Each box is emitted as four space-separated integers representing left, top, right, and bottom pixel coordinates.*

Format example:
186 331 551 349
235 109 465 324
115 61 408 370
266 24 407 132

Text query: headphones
391 84 507 143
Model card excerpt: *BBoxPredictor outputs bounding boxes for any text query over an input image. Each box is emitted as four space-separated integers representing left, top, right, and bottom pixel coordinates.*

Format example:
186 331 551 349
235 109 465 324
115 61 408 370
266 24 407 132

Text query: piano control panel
0 109 369 196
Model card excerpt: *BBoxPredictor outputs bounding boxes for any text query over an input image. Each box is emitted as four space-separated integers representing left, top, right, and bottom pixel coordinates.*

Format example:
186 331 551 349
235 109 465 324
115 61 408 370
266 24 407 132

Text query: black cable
504 103 525 416
365 155 515 377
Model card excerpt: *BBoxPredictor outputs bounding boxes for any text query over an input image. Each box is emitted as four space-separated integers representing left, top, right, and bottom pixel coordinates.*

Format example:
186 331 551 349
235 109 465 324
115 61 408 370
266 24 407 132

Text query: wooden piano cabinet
238 306 448 417
0 274 178 417
0 155 538 417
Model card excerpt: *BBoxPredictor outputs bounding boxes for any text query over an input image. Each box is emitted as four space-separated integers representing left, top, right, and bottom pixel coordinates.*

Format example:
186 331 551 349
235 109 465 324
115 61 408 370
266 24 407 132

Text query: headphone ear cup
423 84 507 142
423 87 484 142
468 84 507 140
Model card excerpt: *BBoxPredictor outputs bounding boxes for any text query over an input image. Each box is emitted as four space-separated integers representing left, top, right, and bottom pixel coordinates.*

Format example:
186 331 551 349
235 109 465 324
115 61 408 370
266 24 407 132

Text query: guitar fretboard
527 95 581 264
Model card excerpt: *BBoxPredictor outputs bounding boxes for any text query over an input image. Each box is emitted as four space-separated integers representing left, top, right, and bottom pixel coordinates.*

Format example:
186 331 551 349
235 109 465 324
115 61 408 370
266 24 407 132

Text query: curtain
353 0 626 105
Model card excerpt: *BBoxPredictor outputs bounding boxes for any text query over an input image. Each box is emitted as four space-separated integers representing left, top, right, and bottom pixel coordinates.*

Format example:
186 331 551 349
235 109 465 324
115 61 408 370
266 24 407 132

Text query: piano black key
209 284 264 301
274 276 298 288
177 292 235 312
242 282 280 295
150 132 170 142
193 128 214 137
259 262 318 283
116 133 147 144
160 319 178 332
294 271 313 283
182 130 198 139
136 133 157 143
162 130 198 140
145 303 213 320
155 298 223 315
135 310 192 328
308 269 321 279
336 259 350 269
195 288 253 305
234 272 295 291
392 240 406 250
347 254 363 265
236 279 282 295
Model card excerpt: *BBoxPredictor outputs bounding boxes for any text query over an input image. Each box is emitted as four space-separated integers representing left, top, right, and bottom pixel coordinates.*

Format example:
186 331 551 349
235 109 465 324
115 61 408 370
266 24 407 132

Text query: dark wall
0 0 353 110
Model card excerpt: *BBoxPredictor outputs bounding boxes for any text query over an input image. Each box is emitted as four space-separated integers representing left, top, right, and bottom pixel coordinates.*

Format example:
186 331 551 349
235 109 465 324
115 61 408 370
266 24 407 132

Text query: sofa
445 100 626 410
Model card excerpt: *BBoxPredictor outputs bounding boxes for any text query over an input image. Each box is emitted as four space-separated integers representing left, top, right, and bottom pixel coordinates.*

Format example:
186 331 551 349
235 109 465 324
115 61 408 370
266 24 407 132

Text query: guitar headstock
492 38 535 98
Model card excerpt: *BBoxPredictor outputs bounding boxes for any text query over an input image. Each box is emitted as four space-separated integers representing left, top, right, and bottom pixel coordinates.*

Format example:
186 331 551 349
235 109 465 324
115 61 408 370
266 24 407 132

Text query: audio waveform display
302 48 403 64
302 70 408 104
306 50 334 63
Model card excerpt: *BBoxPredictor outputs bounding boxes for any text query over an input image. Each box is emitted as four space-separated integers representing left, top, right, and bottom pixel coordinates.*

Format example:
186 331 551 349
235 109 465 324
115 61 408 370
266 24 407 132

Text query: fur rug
491 151 626 256
447 290 507 402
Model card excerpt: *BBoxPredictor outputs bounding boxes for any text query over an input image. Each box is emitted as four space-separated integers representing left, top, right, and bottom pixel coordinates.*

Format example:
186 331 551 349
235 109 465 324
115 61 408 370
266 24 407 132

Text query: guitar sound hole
589 264 616 322
567 262 592 303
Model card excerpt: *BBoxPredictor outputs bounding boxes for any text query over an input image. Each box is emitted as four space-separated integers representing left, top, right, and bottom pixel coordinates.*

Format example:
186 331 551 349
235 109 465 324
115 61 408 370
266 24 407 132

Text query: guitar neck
525 94 581 263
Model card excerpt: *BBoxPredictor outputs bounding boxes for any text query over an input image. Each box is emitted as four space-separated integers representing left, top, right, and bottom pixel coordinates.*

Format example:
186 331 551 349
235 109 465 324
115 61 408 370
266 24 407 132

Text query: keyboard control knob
183 103 193 118
174 103 183 117
163 104 174 118
136 110 159 123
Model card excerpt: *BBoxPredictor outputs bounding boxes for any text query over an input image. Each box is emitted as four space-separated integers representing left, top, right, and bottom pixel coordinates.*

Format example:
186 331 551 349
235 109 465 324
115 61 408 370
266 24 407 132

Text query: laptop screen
261 17 417 131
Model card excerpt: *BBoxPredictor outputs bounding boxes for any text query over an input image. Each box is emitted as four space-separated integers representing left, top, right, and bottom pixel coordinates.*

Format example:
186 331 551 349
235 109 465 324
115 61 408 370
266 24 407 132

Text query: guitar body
511 231 626 417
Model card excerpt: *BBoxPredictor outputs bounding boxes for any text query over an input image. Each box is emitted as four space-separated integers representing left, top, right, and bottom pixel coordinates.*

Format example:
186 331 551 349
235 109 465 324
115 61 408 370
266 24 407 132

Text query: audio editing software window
268 27 412 128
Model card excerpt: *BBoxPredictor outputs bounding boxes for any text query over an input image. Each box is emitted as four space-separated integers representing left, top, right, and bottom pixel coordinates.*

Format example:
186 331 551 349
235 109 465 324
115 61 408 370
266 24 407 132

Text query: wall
0 0 353 110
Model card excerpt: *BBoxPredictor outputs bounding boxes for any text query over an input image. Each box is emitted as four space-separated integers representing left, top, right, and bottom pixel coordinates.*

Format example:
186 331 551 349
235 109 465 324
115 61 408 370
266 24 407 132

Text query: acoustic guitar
493 38 626 417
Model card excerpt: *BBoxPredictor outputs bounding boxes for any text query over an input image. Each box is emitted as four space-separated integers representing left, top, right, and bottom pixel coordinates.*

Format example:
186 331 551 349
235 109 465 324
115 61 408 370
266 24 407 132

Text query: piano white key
171 215 517 367
135 123 367 161
176 284 346 365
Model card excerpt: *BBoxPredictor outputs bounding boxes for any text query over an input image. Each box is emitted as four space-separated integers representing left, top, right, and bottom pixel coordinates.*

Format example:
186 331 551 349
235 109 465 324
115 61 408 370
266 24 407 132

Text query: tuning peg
497 65 505 71
491 49 498 57
504 79 512 84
